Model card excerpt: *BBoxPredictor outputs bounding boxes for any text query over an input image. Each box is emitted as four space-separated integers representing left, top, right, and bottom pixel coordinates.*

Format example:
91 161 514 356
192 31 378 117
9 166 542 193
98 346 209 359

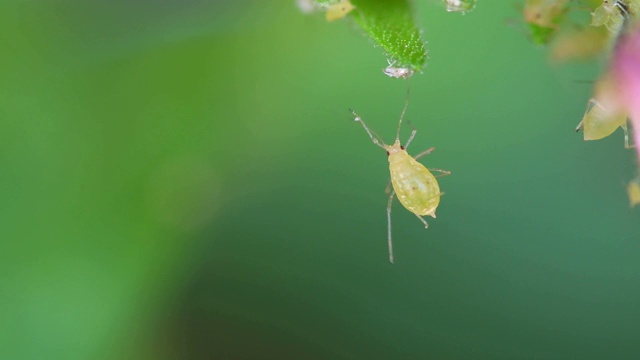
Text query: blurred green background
3 1 640 359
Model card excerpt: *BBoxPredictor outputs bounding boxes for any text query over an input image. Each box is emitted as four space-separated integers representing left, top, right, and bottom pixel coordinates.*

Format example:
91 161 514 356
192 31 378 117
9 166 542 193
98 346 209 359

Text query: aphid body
591 0 631 33
383 59 415 79
576 76 631 147
383 65 415 79
351 88 449 263
577 98 628 142
325 0 356 22
388 143 440 218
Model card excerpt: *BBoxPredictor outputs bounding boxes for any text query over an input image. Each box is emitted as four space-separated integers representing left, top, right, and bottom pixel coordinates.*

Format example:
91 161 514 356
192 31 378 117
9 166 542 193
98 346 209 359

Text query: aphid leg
429 168 452 178
614 0 630 18
385 179 392 194
415 214 429 229
386 190 396 264
404 121 418 148
413 147 436 160
622 122 635 149
350 108 386 149
576 98 600 132
405 129 417 149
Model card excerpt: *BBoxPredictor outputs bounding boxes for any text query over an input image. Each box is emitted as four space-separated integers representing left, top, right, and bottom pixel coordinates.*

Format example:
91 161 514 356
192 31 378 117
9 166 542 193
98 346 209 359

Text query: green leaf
528 23 556 45
349 0 427 72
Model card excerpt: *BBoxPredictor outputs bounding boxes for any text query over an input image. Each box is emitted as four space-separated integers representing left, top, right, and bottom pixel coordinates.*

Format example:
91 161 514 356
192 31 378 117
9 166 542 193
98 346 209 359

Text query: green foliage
349 0 427 71
522 0 570 44
528 23 557 44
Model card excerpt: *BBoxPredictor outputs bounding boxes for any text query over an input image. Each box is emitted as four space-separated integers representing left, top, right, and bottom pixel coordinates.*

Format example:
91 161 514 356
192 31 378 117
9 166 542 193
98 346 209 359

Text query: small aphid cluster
534 0 640 51
351 88 450 263
573 20 640 207
570 1 638 145
443 0 477 14
591 0 635 33
524 0 639 147
575 75 631 147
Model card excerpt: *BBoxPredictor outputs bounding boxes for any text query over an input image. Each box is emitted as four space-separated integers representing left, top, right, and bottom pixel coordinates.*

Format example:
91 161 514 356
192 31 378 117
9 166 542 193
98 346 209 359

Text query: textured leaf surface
350 0 427 71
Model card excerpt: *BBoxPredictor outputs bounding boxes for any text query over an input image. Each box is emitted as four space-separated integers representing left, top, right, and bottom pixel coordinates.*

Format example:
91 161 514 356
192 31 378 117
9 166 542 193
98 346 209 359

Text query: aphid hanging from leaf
523 0 571 44
443 0 477 13
350 86 450 263
325 0 356 21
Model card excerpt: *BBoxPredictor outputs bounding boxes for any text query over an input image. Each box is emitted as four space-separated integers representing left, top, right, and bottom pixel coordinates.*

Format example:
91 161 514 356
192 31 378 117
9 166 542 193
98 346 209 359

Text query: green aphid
576 98 630 147
590 0 637 33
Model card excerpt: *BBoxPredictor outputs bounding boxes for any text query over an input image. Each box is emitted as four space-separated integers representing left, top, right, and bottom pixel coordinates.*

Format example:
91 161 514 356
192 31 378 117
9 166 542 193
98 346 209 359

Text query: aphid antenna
395 78 412 143
622 122 633 149
350 108 387 149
